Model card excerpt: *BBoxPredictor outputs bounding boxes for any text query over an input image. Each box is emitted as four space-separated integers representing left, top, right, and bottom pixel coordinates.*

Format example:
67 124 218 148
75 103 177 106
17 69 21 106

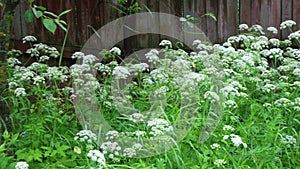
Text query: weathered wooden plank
281 0 293 38
145 0 160 47
269 0 281 38
195 0 208 41
259 0 269 29
293 0 300 31
10 3 22 40
206 0 218 43
239 0 251 26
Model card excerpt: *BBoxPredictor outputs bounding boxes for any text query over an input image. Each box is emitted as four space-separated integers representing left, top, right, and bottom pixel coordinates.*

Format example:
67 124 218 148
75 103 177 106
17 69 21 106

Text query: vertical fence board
146 0 160 47
281 0 293 38
240 0 251 26
10 3 22 40
195 0 208 42
6 0 300 59
269 0 281 38
206 0 218 43
293 0 300 31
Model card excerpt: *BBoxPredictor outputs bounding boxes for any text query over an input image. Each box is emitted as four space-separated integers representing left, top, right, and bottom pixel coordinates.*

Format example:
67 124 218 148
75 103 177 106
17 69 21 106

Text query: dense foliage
0 20 299 168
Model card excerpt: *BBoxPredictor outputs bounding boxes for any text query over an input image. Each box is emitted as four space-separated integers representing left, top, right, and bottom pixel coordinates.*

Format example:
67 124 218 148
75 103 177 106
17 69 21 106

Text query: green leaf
25 10 34 23
58 9 72 17
36 11 43 18
55 20 67 32
28 0 35 3
34 5 47 11
201 12 217 21
42 18 57 34
31 8 38 18
44 11 58 18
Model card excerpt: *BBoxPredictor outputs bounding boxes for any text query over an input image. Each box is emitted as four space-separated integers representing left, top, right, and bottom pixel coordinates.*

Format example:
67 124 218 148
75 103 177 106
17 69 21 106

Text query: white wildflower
267 27 278 34
210 143 221 150
87 150 106 168
83 54 98 64
110 47 121 56
112 66 130 79
223 125 235 131
123 148 136 158
214 159 226 167
239 24 249 31
280 20 296 29
230 134 247 148
22 35 37 43
145 49 160 64
14 88 26 97
15 161 29 169
281 135 297 147
72 52 85 59
159 40 172 48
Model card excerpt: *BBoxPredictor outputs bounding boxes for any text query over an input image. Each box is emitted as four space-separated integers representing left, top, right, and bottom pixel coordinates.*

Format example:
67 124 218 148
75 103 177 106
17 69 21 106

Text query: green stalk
59 26 69 67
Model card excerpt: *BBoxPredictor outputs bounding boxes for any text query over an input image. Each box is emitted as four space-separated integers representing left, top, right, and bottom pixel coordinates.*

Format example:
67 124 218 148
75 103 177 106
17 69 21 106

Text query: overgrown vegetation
0 19 300 169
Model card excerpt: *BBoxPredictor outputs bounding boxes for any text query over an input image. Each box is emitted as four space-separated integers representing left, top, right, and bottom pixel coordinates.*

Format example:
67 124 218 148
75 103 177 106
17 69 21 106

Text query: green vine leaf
42 18 57 34
25 10 34 23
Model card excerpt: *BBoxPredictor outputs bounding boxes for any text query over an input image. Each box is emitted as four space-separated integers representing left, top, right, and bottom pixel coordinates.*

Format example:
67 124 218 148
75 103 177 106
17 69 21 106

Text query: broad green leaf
59 9 72 16
25 10 34 23
28 0 35 3
42 18 57 34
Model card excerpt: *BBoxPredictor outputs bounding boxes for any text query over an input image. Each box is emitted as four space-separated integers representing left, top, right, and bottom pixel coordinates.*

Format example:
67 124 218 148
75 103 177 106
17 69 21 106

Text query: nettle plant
3 19 300 168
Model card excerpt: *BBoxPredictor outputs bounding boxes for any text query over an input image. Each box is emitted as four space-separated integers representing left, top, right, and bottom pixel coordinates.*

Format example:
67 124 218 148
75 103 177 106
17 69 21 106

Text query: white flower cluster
147 118 173 136
100 141 121 159
83 54 98 64
105 130 119 140
288 30 300 40
204 91 220 102
274 98 294 107
239 24 249 31
281 135 297 147
267 26 278 34
112 66 131 79
269 38 280 47
14 88 26 97
145 49 160 65
280 20 296 29
250 24 264 34
15 161 29 169
71 52 85 59
128 63 149 74
109 47 121 56
22 35 37 43
159 40 172 48
74 130 97 143
128 113 146 123
214 159 227 167
210 143 221 150
224 100 238 109
7 58 21 67
87 150 106 168
122 147 136 158
223 134 247 148
222 125 235 131
262 83 276 93
292 68 300 76
38 55 50 62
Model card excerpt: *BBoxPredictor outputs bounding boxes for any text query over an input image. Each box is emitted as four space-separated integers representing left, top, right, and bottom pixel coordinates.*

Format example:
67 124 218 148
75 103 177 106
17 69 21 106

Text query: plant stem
59 26 69 67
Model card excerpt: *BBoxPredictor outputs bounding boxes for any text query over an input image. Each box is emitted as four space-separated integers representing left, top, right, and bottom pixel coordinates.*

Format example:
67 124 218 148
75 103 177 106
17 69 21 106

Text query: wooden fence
2 0 300 58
